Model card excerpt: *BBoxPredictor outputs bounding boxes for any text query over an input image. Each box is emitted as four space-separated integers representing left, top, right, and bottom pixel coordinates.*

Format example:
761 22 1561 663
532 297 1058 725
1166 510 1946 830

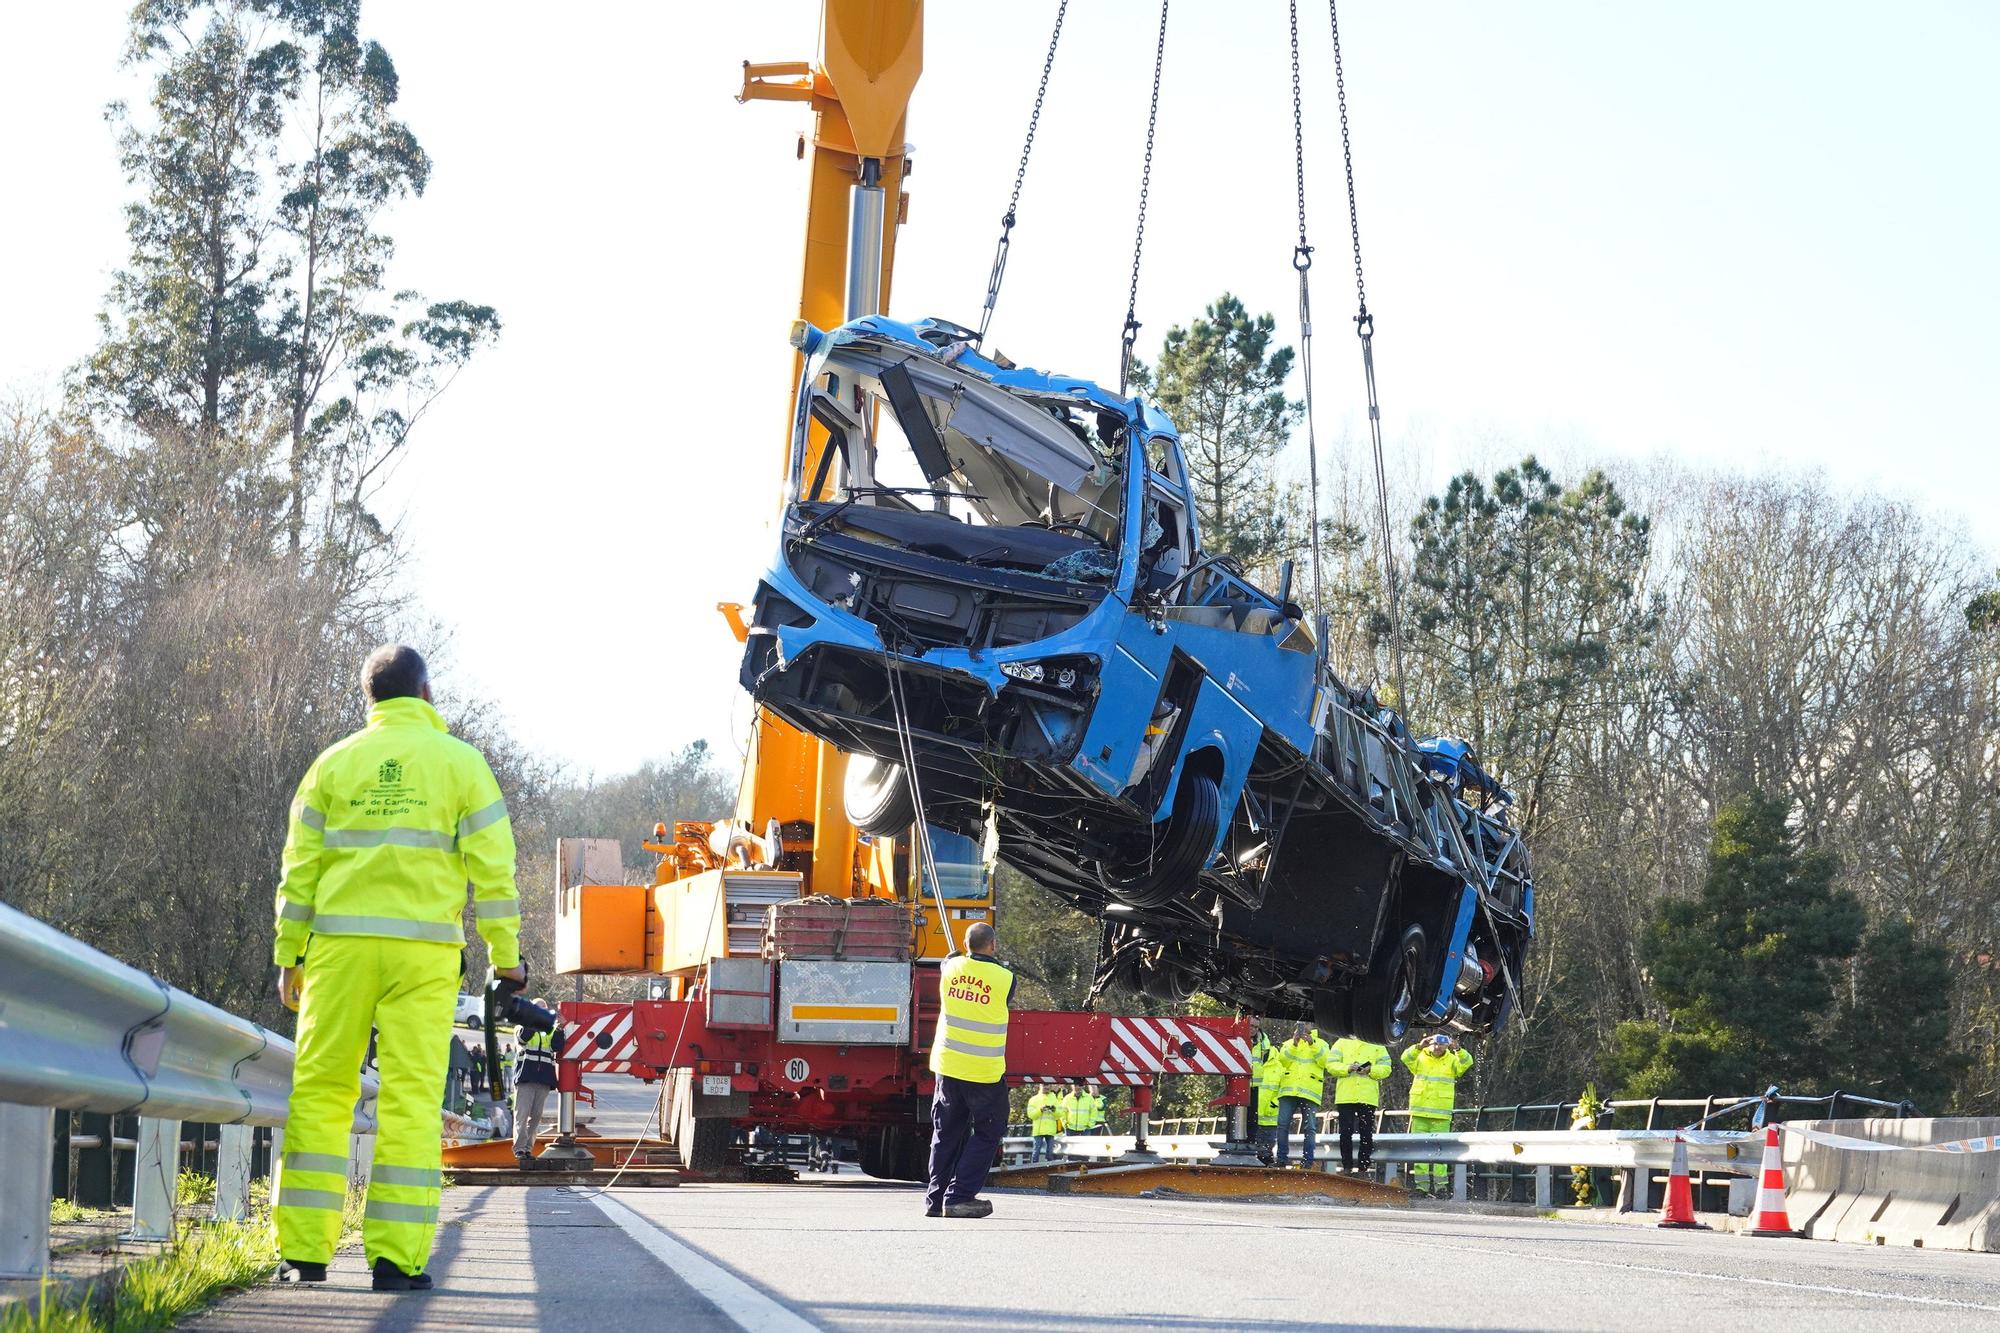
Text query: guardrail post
1452 1163 1468 1202
126 1116 179 1242
350 1128 376 1199
1623 1166 1653 1213
1533 1164 1552 1209
214 1123 254 1222
0 1102 55 1278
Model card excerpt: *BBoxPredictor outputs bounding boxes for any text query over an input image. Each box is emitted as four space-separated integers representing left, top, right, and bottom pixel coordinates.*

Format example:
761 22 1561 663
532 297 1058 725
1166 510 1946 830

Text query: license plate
701 1074 732 1097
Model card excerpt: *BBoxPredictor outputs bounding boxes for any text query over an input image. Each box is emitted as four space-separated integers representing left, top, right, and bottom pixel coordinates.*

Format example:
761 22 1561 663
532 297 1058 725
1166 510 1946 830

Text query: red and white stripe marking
1750 1126 1796 1234
563 1008 639 1075
1020 1017 1250 1085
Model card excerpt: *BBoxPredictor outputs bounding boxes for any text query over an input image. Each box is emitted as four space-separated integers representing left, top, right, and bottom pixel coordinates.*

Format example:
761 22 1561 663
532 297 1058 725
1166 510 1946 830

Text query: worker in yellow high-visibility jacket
925 921 1012 1219
1274 1023 1333 1168
1401 1033 1474 1193
271 646 523 1291
1254 1040 1286 1162
1078 1085 1108 1134
1025 1087 1062 1162
1326 1035 1392 1174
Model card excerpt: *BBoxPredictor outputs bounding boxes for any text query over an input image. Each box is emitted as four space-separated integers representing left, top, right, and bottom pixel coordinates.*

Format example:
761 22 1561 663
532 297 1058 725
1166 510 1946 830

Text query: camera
481 967 557 1100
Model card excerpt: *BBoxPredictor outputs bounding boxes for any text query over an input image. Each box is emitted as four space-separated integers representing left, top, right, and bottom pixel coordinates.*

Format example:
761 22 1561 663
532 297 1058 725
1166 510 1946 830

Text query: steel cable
1119 0 1172 394
977 0 1071 345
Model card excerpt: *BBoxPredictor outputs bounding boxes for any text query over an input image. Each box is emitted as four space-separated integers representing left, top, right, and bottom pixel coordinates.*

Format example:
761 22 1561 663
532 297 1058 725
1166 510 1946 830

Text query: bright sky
4 2 1995 777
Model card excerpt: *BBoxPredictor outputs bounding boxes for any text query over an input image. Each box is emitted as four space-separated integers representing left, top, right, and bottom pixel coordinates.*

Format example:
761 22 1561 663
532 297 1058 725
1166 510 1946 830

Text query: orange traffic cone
1749 1125 1801 1237
1657 1134 1710 1229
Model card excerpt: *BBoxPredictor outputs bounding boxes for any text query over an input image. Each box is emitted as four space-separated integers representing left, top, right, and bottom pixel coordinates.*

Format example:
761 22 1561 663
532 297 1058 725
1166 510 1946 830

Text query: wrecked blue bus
737 314 1532 1044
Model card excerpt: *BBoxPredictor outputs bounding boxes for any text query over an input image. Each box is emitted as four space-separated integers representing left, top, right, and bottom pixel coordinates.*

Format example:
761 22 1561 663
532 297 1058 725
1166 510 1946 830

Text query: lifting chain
1119 0 1171 396
1326 0 1406 708
1287 0 1326 635
976 0 1071 346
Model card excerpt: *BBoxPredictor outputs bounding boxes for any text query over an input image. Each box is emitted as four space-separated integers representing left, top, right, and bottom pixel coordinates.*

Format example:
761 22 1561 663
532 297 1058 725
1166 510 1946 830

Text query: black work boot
275 1259 327 1284
372 1257 435 1292
943 1198 993 1218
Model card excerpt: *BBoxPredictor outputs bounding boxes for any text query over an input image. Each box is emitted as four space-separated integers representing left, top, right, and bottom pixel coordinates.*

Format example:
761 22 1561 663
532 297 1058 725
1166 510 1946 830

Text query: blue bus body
739 316 1532 1042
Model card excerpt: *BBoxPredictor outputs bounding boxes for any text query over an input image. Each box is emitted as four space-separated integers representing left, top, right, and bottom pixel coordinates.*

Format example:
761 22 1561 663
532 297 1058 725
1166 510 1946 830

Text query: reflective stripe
940 1013 1009 1036
372 1164 442 1189
311 914 462 943
940 1029 1006 1052
278 899 314 922
457 799 509 838
363 1199 439 1225
282 1151 347 1175
323 826 457 851
474 897 520 920
276 1185 345 1213
1414 1074 1456 1083
942 1036 1001 1059
296 803 327 832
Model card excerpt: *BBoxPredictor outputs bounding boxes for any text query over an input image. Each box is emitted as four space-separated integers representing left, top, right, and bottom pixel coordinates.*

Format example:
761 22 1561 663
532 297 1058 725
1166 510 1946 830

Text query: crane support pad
1022 1162 1409 1204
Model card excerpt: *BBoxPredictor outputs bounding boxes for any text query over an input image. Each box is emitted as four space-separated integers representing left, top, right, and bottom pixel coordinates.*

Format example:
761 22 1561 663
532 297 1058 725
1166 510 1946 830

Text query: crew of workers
263 642 1488 1295
1250 1020 1472 1188
1023 1081 1110 1162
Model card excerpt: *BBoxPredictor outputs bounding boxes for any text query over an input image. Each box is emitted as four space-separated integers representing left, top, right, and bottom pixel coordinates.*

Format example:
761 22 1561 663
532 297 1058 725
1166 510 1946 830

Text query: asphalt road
200 1174 2000 1331
574 1073 667 1140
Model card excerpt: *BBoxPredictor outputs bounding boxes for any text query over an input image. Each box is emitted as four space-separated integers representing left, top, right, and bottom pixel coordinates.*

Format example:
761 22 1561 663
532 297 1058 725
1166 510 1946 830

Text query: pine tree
1833 918 1962 1112
1129 293 1300 574
1610 793 1865 1096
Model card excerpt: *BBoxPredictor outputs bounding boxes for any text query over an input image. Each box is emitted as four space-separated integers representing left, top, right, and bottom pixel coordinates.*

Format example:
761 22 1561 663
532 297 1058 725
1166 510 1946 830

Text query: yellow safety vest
1082 1090 1106 1128
1326 1037 1392 1107
1027 1090 1061 1136
273 696 521 968
1256 1048 1286 1125
1276 1035 1333 1105
1402 1045 1474 1112
1057 1089 1078 1128
930 955 1012 1083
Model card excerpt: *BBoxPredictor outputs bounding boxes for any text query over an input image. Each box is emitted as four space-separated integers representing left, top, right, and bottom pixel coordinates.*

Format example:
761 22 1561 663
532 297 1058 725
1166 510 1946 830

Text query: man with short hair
1274 1023 1333 1169
925 921 1012 1218
1025 1086 1061 1162
1326 1034 1392 1174
512 1001 559 1165
1402 1033 1474 1193
272 645 525 1291
1254 1036 1286 1162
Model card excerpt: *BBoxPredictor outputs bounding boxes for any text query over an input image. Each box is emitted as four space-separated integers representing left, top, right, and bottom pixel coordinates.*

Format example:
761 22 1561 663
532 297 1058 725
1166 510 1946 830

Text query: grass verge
7 1173 363 1333
1 1220 273 1333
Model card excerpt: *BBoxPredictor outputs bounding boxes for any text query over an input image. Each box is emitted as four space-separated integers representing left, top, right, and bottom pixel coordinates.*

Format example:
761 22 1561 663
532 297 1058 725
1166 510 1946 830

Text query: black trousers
925 1074 1008 1210
1336 1102 1377 1169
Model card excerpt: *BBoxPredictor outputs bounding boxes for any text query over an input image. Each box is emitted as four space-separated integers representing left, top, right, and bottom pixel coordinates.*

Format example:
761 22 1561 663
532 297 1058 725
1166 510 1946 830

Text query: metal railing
0 901 379 1278
1010 1089 1916 1208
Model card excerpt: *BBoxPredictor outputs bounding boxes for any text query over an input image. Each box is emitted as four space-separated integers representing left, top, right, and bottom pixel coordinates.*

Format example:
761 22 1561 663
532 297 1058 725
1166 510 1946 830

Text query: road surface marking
1061 1197 2000 1314
590 1191 819 1331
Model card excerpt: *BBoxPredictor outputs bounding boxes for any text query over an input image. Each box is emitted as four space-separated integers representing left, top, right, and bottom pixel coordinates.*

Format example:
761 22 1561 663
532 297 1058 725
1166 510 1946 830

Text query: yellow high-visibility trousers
275 935 458 1276
1408 1110 1453 1188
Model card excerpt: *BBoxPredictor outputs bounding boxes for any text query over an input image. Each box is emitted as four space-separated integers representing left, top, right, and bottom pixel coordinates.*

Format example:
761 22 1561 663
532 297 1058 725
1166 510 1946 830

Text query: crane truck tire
666 1069 737 1172
844 755 916 836
1096 769 1221 910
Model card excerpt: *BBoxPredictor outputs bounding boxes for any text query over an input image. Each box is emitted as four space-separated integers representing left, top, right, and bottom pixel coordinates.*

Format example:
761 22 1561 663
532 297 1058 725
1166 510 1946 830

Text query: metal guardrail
0 901 381 1278
0 902 297 1125
1004 1127 1754 1171
1144 1092 1913 1141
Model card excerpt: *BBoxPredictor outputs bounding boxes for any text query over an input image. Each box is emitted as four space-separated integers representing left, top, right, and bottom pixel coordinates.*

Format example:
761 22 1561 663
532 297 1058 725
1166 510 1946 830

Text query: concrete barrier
1785 1117 2000 1251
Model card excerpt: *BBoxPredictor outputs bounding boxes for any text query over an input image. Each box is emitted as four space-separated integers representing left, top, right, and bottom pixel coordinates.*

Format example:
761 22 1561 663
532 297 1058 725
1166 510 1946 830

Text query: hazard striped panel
561 1007 639 1075
1020 1016 1251 1086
